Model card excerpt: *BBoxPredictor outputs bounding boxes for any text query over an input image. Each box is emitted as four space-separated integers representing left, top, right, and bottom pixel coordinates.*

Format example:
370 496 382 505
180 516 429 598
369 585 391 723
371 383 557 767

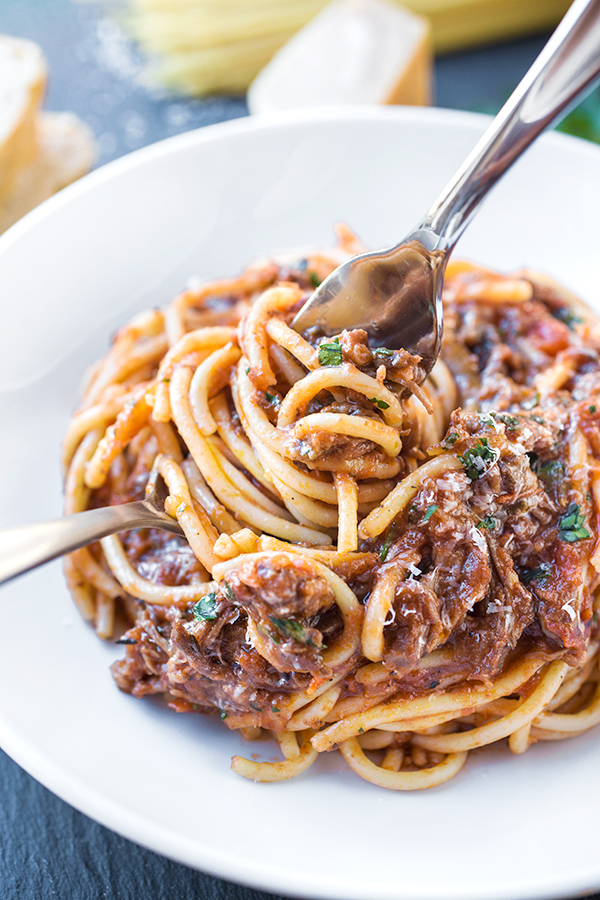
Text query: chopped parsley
369 396 390 410
492 412 519 429
192 592 218 621
442 432 459 448
558 503 591 543
265 392 281 407
269 616 318 646
531 457 565 490
521 563 551 584
358 727 364 734
223 580 236 603
271 705 281 713
458 438 498 480
249 702 262 712
220 711 228 720
379 522 396 562
478 515 497 530
423 504 438 522
590 405 597 414
522 393 540 410
535 458 563 476
375 348 394 357
531 415 546 425
318 337 342 367
554 306 582 329
309 271 321 287
477 413 496 428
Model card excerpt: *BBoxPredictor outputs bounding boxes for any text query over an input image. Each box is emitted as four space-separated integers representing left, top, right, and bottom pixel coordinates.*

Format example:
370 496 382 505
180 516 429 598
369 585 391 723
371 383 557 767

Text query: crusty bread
0 111 96 235
0 35 47 206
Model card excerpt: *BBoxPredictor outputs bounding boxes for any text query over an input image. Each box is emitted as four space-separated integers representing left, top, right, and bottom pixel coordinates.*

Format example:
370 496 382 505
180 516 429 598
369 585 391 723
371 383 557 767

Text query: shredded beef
106 266 600 729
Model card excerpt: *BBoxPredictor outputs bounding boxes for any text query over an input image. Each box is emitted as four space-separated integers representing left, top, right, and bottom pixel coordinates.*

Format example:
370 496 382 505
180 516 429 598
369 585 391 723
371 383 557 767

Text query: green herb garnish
223 580 236 603
522 393 540 410
379 522 396 562
265 392 281 407
192 592 218 621
478 413 496 428
558 503 591 543
458 438 498 480
369 397 390 410
521 563 551 584
442 432 459 448
249 702 262 712
318 337 342 367
220 710 228 720
532 458 564 491
271 705 281 713
591 405 597 414
478 516 497 530
376 348 394 356
554 306 582 329
269 616 318 646
423 504 438 522
309 271 321 287
492 412 519 429
531 415 546 425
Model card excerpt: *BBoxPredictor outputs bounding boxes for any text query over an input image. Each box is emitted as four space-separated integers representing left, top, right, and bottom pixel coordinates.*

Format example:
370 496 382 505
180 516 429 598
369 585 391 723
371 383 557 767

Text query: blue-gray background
0 1 586 898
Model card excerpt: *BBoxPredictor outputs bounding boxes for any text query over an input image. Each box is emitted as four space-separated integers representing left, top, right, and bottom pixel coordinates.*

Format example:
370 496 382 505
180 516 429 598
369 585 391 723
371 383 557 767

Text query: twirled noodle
64 235 600 789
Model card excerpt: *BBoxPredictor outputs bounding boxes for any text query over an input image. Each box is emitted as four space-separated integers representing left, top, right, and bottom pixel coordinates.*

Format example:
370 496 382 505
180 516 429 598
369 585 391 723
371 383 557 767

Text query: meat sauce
110 266 600 730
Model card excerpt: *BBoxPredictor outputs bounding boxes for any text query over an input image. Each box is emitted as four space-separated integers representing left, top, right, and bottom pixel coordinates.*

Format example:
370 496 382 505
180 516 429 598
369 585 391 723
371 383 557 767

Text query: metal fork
292 0 600 376
0 469 182 586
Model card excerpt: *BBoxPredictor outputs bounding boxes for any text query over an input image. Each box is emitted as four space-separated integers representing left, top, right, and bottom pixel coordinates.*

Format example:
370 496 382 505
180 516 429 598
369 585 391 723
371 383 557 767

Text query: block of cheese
247 0 431 115
0 112 96 235
0 35 47 205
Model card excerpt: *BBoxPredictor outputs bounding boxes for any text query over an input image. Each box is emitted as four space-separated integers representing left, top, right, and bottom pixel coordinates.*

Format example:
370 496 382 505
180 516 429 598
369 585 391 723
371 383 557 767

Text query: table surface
0 1 591 898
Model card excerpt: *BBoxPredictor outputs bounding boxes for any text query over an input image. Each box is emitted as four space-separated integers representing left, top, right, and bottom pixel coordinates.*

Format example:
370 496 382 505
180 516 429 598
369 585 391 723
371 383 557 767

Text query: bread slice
247 0 431 115
0 111 96 235
0 35 47 205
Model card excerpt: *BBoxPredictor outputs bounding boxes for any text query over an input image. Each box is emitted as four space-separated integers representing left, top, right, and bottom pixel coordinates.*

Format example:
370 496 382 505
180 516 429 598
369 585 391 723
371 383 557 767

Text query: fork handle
424 0 600 247
0 502 157 587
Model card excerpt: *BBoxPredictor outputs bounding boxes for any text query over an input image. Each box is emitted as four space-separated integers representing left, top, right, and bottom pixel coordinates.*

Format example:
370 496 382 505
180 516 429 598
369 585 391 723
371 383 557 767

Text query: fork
0 469 182 586
292 0 600 377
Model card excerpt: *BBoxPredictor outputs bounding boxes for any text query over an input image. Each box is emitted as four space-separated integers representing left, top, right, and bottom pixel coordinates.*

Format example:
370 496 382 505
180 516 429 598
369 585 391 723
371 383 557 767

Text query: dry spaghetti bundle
63 232 600 789
92 0 571 96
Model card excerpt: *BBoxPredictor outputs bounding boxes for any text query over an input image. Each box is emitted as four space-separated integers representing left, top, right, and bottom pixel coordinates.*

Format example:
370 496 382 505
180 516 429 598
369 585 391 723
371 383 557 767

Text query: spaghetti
63 229 600 790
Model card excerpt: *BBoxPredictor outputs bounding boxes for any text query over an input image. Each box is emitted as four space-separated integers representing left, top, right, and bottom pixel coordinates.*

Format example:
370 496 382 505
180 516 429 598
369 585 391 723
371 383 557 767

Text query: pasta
63 228 600 790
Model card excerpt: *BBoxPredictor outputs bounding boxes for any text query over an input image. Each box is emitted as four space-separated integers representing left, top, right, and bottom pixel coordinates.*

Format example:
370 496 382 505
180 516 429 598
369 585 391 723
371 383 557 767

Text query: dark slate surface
0 1 585 898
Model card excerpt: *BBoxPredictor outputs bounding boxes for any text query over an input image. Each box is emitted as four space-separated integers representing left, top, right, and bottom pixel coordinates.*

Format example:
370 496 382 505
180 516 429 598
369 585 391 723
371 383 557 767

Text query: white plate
1 107 600 900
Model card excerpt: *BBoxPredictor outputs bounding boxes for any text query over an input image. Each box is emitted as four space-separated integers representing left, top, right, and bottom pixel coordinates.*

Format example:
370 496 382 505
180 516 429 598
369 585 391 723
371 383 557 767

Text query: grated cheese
469 524 488 553
562 600 577 621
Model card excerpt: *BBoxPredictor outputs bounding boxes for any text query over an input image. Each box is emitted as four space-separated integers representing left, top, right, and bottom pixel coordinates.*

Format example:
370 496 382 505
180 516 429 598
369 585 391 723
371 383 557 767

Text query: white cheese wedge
247 0 431 115
0 35 47 205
